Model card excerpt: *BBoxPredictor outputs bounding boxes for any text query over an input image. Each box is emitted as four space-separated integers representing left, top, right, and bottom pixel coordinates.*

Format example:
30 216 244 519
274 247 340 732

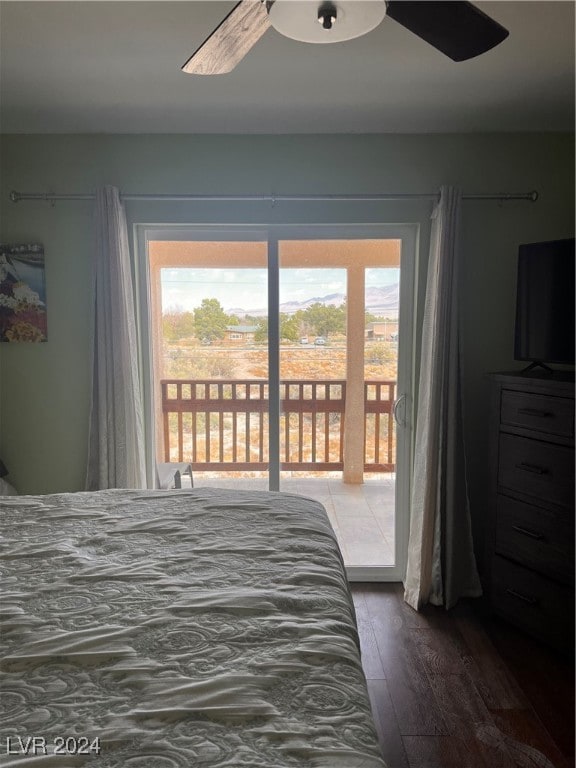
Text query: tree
280 313 299 342
251 315 302 343
193 298 230 342
162 309 195 342
303 302 346 338
364 310 379 326
254 317 268 343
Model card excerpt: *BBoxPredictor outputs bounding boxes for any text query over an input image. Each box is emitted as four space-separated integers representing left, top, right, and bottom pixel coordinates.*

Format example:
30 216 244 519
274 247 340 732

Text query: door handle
393 393 406 427
505 588 538 606
517 407 552 419
512 524 544 541
516 462 548 475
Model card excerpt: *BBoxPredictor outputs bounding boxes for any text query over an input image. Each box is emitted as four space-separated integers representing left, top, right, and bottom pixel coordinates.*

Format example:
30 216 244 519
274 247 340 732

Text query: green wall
0 133 573 564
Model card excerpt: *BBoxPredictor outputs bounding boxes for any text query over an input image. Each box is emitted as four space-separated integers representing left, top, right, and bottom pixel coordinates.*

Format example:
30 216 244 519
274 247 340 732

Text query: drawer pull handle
516 462 548 475
512 525 544 540
506 588 538 606
517 407 552 418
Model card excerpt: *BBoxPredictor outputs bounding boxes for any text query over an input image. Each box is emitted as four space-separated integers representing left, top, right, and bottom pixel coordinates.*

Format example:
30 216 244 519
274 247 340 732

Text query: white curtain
404 186 482 610
85 186 146 490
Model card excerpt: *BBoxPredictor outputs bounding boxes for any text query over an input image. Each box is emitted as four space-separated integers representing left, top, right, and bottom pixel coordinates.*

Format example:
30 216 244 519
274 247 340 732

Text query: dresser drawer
501 389 574 438
495 495 574 583
491 556 574 651
498 433 574 508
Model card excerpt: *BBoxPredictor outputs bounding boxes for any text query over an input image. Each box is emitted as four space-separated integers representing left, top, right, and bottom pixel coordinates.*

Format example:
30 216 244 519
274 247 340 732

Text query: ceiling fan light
268 0 387 44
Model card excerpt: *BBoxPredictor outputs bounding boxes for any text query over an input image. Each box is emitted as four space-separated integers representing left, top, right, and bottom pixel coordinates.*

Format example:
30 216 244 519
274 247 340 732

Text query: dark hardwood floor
351 583 574 768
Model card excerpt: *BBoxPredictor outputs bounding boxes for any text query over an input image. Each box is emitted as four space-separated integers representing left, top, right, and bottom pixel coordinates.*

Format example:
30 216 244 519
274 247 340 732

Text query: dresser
486 371 574 652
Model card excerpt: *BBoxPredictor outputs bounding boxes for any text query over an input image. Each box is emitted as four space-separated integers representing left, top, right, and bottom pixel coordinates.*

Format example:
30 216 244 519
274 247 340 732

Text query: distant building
224 325 258 343
365 321 398 341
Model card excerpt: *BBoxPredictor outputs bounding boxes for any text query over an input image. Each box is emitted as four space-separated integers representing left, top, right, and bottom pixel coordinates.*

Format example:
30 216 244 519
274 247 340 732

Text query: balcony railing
161 379 396 473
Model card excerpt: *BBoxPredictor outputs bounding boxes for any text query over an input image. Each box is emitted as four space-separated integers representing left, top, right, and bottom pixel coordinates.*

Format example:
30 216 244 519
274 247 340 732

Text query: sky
161 267 400 313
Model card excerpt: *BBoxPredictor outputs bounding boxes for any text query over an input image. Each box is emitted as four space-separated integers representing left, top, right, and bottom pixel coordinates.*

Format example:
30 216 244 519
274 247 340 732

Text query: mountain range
227 284 399 318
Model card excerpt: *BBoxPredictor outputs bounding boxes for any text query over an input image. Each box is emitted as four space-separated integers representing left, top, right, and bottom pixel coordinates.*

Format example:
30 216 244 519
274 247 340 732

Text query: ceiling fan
182 0 509 75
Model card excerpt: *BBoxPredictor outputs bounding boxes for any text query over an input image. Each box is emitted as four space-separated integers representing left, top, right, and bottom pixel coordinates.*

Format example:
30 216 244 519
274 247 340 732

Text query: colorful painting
0 244 47 342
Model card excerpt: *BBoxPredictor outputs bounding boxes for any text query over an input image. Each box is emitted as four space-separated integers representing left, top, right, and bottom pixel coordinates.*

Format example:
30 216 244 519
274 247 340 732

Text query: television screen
514 238 575 367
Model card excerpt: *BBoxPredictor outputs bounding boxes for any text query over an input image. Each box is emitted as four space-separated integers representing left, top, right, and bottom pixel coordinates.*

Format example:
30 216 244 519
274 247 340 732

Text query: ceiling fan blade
385 1 509 62
182 0 270 75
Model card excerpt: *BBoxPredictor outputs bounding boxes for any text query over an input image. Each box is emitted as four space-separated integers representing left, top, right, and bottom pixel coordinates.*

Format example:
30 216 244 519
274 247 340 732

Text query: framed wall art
0 243 47 342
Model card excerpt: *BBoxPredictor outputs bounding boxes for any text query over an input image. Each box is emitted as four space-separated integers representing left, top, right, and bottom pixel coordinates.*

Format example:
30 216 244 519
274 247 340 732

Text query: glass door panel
149 239 269 488
278 239 402 573
363 267 400 569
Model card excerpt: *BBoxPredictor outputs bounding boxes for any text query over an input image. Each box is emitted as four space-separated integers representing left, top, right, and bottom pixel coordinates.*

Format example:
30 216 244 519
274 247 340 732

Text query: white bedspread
0 488 386 767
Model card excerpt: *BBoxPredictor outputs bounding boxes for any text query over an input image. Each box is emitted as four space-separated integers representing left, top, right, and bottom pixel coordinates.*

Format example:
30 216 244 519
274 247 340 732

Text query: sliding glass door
138 224 415 581
276 234 412 580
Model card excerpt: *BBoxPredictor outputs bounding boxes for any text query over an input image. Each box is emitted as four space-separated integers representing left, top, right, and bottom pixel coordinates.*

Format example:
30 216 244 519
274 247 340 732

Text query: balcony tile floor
192 473 396 568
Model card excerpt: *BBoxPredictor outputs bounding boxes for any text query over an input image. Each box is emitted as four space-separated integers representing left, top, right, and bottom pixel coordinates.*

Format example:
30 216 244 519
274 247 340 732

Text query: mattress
0 488 386 767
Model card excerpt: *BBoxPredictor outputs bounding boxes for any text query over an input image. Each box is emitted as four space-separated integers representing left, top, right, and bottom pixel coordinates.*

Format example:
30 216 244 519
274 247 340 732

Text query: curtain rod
9 189 538 204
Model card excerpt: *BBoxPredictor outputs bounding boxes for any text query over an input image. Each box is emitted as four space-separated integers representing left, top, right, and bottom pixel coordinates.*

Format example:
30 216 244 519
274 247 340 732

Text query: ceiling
0 1 574 134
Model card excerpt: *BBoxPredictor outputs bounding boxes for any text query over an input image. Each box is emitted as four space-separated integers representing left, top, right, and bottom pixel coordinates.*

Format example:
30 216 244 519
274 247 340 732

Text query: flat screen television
514 238 575 371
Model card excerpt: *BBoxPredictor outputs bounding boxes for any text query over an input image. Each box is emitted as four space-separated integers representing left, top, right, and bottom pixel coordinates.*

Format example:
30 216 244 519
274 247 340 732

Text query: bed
0 488 386 767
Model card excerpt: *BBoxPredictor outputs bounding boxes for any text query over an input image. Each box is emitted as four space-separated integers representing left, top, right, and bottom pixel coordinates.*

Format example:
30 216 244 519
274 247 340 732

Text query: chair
156 462 193 489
